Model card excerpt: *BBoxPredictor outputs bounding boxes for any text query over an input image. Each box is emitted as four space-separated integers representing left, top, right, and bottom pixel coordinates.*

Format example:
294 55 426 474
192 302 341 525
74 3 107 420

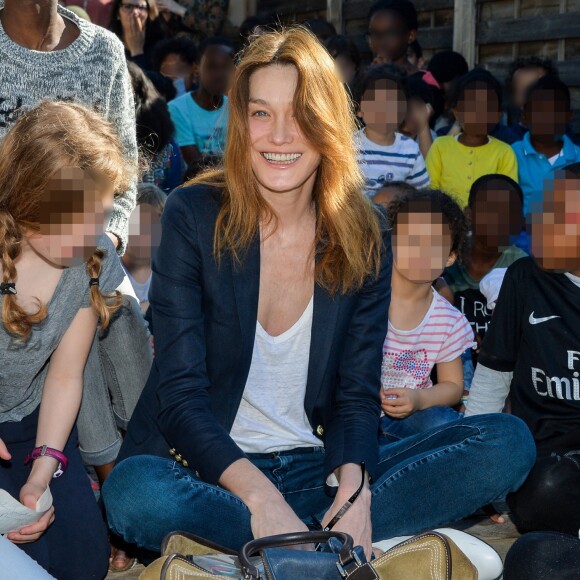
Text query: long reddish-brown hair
189 27 383 294
0 101 135 339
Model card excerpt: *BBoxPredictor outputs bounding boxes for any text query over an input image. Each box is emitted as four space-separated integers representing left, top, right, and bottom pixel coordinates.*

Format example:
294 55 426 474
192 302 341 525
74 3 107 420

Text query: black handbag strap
239 531 354 579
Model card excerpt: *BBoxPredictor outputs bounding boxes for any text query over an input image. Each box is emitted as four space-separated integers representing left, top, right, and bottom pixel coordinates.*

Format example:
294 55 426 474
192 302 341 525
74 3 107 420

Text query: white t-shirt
230 297 321 454
356 129 430 198
381 288 476 391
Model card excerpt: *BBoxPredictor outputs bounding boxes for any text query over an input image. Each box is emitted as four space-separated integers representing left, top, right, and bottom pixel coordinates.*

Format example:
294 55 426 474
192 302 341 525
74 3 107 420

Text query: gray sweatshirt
0 2 137 253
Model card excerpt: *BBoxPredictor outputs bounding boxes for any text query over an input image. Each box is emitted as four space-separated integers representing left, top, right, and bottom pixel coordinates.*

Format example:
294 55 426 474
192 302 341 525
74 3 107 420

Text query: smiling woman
102 26 536 564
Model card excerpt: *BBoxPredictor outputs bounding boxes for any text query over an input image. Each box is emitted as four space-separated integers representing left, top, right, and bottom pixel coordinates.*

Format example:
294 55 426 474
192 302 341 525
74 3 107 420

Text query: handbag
139 528 478 580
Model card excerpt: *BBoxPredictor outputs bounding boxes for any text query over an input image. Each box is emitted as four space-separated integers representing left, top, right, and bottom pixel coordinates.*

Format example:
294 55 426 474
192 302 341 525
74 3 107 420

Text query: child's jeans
380 406 462 442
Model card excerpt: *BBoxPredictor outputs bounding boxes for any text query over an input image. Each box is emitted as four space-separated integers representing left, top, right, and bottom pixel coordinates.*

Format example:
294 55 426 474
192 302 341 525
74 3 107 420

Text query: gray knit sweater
0 2 137 253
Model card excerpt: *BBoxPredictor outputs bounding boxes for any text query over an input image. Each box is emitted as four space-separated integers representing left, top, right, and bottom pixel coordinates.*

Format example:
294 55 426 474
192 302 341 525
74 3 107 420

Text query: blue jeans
102 414 535 551
380 407 461 442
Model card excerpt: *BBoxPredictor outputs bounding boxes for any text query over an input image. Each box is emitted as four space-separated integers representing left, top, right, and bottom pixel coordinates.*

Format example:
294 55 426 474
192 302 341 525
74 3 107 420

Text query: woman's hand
381 388 422 418
6 482 55 543
156 0 187 17
122 12 147 57
0 438 11 461
322 488 373 559
250 493 309 540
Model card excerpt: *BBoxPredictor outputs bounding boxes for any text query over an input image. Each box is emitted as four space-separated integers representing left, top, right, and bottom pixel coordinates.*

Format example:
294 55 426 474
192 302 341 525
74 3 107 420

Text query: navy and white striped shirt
356 129 430 198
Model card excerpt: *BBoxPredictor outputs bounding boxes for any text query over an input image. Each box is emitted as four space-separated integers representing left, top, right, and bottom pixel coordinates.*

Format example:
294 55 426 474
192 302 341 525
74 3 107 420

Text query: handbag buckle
336 549 362 577
336 549 378 579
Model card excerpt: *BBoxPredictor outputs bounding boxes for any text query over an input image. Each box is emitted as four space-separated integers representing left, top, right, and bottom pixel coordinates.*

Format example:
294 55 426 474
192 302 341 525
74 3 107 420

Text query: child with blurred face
466 164 580 537
367 0 418 74
507 57 557 132
426 69 518 208
167 37 234 176
121 184 166 314
444 175 527 376
380 189 475 440
532 167 580 273
356 65 430 198
512 75 580 224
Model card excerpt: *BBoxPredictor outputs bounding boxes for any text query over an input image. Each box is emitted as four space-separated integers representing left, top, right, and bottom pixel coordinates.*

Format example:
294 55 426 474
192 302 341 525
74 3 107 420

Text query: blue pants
379 406 461 442
0 408 109 580
102 413 535 552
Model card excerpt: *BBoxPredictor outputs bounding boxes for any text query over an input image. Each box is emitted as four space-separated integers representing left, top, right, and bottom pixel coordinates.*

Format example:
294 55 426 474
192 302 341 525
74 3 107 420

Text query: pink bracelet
24 446 68 478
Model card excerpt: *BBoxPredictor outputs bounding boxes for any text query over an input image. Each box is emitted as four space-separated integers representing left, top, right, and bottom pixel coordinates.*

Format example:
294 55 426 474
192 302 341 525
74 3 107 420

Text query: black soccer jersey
479 258 580 444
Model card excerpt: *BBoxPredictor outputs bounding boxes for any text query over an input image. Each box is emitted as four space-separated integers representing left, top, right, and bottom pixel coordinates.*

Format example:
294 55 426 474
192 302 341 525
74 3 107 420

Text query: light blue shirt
512 133 580 217
168 93 228 156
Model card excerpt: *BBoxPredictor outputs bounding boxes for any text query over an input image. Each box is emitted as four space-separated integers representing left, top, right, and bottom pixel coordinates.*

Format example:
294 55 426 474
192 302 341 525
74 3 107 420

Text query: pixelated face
160 53 196 92
360 79 407 134
124 203 162 262
26 167 113 267
248 64 321 196
523 90 570 139
199 45 234 97
454 83 501 136
393 211 453 282
368 10 414 62
334 54 358 86
403 97 432 137
471 182 523 247
531 176 580 271
512 67 546 109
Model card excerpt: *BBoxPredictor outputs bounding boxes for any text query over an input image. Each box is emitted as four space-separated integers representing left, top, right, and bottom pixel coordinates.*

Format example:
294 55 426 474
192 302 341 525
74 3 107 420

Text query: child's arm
464 364 512 416
8 308 98 543
382 358 463 417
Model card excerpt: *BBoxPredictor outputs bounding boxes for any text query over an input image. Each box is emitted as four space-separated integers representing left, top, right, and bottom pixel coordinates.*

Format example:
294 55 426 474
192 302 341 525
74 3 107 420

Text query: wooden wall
256 0 327 23
256 0 580 131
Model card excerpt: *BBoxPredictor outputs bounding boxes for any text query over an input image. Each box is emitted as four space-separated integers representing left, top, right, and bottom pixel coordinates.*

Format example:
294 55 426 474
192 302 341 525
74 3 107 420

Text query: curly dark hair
368 0 418 31
387 189 469 261
450 68 503 110
468 174 523 208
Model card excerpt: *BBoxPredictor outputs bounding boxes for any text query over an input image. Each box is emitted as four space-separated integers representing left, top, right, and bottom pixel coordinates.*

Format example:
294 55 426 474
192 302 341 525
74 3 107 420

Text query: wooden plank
477 13 580 45
482 59 580 86
343 0 454 21
258 0 326 14
348 25 453 52
327 0 343 33
453 0 477 68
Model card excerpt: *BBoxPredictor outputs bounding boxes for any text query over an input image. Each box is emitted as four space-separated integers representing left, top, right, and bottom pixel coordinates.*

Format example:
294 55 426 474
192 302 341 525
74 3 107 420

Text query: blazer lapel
232 235 261 367
305 283 340 412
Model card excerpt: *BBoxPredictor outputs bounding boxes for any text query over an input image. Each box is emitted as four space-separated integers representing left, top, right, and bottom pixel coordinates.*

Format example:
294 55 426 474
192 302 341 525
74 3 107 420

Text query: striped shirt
381 288 476 391
356 129 430 198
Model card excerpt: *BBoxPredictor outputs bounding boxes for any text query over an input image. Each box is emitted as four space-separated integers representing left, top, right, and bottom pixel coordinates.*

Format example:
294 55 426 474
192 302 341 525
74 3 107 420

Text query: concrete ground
105 508 520 579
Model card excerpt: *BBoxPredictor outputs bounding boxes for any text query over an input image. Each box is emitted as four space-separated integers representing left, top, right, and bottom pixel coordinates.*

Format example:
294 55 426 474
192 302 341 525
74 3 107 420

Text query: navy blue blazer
118 185 392 486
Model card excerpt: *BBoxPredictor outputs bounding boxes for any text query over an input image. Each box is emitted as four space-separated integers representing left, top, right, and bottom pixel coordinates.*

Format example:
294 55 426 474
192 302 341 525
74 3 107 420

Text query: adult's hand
123 12 146 57
321 488 373 559
156 0 187 17
6 482 55 543
250 494 309 540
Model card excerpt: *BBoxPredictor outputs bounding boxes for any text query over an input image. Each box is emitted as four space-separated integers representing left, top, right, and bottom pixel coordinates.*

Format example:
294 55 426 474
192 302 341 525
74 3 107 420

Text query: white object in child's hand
0 487 53 535
384 394 398 400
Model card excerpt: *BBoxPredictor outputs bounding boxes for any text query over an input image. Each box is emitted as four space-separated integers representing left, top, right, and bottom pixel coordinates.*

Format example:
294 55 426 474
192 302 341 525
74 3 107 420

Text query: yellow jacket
426 135 518 208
